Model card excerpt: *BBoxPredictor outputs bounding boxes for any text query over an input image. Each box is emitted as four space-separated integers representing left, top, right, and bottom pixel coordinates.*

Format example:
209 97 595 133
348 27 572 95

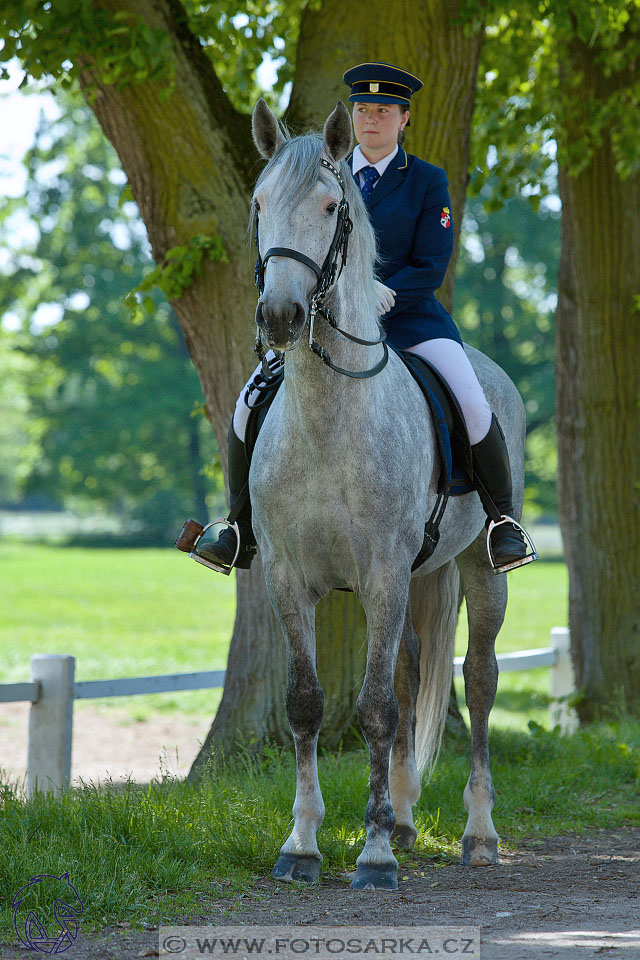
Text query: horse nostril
291 302 306 330
256 299 269 327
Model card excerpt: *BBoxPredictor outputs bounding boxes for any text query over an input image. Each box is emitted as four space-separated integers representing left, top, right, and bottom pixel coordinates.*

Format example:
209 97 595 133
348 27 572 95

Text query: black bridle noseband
253 157 388 380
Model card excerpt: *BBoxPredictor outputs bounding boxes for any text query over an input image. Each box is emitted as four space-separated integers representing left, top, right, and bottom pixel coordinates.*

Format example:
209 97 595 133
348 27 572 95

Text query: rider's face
352 102 409 158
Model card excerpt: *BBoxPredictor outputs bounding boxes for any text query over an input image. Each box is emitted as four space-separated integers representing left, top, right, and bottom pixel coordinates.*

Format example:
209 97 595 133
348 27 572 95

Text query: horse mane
251 131 379 325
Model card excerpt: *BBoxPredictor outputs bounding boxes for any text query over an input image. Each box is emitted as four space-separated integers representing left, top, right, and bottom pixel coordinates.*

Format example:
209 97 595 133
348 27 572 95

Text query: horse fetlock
391 823 418 850
463 774 495 814
291 796 325 834
390 754 421 810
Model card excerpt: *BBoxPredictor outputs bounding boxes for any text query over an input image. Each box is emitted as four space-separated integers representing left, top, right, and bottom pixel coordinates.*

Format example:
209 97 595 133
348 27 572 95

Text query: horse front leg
457 535 507 866
352 585 408 890
390 603 421 851
270 597 325 884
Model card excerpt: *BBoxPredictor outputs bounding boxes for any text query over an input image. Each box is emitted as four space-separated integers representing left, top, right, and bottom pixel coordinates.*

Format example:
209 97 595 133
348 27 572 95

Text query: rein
253 157 389 380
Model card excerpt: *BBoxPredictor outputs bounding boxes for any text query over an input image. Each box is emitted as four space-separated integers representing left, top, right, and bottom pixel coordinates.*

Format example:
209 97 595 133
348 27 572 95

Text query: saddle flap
396 349 474 488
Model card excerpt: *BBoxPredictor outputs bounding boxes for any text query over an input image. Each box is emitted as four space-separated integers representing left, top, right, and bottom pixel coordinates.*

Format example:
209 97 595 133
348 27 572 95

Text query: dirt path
0 702 211 787
2 828 638 960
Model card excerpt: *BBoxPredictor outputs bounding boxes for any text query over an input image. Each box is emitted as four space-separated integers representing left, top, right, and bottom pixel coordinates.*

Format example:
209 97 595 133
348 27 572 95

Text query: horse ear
323 101 353 162
252 98 284 159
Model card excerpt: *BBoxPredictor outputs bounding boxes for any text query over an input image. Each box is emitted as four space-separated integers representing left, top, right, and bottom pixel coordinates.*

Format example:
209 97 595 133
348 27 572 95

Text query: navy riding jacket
348 147 462 350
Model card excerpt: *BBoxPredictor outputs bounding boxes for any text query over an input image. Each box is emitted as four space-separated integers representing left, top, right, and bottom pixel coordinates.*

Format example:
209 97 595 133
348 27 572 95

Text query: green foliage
0 720 638 936
182 0 310 112
0 332 44 502
454 182 560 514
126 234 227 321
463 0 640 206
0 1 175 95
1 0 307 113
0 98 217 535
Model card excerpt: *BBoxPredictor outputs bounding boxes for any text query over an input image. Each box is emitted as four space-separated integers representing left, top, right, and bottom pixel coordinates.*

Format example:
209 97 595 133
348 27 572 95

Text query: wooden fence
0 627 576 796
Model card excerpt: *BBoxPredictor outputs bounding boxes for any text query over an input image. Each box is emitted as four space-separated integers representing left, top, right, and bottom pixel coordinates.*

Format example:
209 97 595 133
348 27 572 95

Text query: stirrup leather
486 515 538 574
189 518 251 575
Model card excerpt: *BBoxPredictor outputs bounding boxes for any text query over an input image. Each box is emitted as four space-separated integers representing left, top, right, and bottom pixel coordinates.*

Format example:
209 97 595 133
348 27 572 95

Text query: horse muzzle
256 297 308 350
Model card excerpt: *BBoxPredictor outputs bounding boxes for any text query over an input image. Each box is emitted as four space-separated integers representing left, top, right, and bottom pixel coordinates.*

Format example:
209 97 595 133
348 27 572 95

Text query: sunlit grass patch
1 720 638 939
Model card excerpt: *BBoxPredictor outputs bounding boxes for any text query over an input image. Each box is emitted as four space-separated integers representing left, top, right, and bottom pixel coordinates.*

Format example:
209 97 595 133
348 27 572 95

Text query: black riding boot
471 414 537 573
197 423 257 571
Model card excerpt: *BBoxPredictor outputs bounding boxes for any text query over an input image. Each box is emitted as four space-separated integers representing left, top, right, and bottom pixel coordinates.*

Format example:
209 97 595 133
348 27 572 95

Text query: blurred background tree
454 182 560 518
0 97 218 541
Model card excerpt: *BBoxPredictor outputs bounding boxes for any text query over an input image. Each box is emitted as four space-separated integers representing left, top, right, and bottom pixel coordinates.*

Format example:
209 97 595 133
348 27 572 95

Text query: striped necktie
359 165 380 201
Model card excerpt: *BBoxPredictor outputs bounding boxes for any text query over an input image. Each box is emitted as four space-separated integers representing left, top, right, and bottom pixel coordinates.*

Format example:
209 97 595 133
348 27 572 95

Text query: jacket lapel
347 148 409 210
366 147 408 210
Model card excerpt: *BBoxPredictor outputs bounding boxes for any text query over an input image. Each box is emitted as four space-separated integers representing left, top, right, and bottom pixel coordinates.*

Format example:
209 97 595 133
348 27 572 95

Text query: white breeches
233 339 492 446
405 339 492 445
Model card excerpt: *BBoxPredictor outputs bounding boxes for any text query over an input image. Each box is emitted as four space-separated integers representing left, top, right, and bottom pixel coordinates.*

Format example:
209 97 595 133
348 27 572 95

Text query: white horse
249 99 525 890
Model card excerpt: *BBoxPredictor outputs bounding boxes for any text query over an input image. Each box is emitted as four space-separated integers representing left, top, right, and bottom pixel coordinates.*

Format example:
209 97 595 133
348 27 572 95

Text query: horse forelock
250 132 378 320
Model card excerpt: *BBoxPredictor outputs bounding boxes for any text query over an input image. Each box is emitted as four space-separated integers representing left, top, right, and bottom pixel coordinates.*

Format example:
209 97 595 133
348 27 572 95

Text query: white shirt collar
352 143 399 178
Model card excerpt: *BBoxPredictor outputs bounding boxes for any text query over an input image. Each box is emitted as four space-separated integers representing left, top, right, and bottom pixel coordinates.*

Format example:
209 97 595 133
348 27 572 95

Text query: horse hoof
392 824 417 850
351 864 398 890
271 853 322 883
461 836 498 866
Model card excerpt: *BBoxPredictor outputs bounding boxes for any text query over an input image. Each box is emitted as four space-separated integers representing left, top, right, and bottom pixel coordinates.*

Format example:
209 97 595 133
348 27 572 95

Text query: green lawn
1 720 638 939
1 543 567 728
0 542 235 718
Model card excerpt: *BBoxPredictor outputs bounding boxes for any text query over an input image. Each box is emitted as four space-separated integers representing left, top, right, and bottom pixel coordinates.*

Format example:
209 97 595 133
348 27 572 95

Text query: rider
198 61 536 575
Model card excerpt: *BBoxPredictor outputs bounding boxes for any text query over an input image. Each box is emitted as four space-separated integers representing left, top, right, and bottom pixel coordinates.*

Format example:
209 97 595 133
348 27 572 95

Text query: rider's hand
374 281 396 316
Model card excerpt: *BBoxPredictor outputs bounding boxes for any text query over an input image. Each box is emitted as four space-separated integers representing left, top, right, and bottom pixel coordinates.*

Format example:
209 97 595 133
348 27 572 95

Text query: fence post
549 627 578 734
27 655 75 797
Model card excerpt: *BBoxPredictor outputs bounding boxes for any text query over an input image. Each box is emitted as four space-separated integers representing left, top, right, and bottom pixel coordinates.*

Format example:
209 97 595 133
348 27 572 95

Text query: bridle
253 157 389 380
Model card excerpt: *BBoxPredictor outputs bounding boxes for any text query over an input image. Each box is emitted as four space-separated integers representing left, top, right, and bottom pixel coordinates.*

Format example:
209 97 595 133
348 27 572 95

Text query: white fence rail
1 627 576 797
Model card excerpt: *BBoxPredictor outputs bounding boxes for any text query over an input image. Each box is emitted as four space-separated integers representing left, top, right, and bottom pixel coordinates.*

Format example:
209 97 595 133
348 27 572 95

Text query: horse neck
283 268 383 427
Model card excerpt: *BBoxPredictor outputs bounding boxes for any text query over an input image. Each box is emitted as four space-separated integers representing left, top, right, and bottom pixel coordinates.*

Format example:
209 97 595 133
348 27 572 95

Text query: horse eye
326 202 338 214
254 200 261 212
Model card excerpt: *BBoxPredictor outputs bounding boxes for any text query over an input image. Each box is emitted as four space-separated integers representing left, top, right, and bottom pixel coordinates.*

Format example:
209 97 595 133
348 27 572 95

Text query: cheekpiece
343 61 423 106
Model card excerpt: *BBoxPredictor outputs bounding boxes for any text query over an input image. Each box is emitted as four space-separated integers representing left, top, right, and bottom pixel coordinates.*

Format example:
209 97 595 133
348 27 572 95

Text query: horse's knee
286 660 324 736
357 684 398 745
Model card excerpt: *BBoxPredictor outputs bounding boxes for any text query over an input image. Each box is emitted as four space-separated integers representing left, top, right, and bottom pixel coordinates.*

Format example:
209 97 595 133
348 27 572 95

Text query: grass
1 543 637 939
1 543 567 727
1 720 638 939
0 542 235 718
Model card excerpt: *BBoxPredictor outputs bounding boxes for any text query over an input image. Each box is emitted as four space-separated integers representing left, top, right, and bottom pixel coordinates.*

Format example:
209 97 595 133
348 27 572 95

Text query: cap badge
440 206 451 229
369 82 379 93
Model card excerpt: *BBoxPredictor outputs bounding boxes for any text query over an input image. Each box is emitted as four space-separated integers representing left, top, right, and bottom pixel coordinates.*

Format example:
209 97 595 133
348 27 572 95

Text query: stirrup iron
486 515 538 574
190 518 243 575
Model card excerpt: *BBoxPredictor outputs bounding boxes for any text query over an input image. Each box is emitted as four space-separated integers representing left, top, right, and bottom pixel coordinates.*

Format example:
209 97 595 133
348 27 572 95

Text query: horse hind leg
270 596 325 884
389 603 421 851
456 533 507 866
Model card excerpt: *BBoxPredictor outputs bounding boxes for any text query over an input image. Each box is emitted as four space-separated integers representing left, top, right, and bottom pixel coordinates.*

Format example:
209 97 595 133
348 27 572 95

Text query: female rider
199 61 535 574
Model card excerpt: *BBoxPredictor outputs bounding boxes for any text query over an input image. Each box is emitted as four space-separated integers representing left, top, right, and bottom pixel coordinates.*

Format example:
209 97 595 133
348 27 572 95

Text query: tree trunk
555 28 640 721
83 0 480 762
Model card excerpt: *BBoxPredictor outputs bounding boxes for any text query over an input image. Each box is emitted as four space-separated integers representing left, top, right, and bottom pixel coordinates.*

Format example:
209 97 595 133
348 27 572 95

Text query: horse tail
410 559 461 778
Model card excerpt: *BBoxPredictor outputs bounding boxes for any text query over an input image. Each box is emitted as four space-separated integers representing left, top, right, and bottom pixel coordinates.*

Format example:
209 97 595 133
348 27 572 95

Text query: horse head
251 99 353 351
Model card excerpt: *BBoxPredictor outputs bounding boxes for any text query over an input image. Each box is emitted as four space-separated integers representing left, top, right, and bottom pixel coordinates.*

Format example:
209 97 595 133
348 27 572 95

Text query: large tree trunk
84 0 481 762
555 26 640 721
